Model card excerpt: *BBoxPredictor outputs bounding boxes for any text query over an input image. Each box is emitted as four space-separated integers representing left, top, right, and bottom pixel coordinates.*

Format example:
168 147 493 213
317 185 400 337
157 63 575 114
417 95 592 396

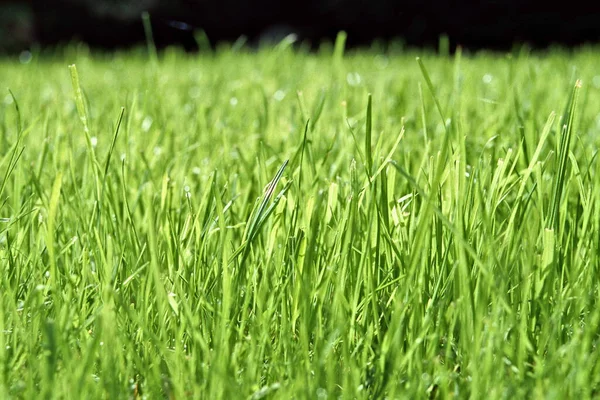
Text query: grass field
1 39 600 398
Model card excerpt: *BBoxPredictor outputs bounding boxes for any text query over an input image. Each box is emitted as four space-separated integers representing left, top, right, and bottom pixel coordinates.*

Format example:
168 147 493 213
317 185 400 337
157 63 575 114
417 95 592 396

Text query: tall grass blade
548 80 581 231
365 93 373 177
142 11 158 65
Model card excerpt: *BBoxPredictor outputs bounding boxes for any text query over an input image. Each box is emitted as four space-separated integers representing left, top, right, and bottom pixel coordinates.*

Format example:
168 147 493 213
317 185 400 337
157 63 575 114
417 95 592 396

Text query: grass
1 40 600 398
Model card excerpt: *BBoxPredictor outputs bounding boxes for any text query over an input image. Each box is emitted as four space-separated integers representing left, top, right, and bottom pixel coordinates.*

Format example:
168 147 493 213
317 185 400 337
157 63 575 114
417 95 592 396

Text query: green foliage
1 43 600 398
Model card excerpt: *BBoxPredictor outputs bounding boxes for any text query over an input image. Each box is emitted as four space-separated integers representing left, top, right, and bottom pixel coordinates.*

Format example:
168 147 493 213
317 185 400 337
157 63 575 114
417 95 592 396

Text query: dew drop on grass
141 116 153 132
273 90 286 101
482 74 493 84
42 87 55 103
374 54 389 69
316 388 327 399
230 97 238 106
346 72 362 86
90 136 98 147
19 50 32 64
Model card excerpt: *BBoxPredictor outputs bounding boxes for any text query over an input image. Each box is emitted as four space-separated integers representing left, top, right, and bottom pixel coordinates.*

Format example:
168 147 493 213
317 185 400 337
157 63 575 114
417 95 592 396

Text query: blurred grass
1 42 600 398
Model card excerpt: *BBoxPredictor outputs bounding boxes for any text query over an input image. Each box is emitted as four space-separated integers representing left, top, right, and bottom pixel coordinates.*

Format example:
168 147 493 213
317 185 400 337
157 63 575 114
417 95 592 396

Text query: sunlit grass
1 41 600 398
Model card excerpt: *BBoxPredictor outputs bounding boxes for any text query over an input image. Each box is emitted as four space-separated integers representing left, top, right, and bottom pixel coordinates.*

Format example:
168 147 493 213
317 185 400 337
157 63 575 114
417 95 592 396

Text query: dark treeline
2 0 600 52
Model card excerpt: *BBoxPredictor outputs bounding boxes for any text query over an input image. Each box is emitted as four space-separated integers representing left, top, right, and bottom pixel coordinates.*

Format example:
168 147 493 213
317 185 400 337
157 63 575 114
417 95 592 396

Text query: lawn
1 39 600 398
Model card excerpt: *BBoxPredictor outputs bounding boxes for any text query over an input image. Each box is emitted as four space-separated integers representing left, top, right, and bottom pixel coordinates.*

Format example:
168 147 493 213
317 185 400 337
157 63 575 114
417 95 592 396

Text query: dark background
2 0 600 53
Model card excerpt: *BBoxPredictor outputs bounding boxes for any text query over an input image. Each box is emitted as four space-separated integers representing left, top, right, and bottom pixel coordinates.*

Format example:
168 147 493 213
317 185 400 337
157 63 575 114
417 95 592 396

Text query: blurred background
1 0 599 53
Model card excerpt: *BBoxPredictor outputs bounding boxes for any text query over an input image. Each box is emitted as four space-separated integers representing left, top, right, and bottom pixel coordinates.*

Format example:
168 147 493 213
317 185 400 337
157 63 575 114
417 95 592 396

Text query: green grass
1 41 600 398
